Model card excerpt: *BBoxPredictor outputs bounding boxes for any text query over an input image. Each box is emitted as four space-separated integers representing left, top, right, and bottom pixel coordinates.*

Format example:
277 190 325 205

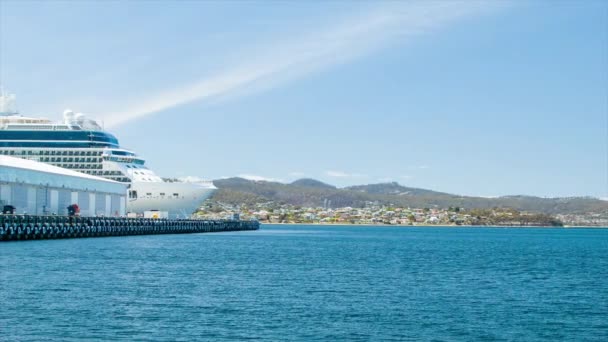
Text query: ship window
146 192 152 196
160 193 165 196
173 193 179 197
129 190 137 199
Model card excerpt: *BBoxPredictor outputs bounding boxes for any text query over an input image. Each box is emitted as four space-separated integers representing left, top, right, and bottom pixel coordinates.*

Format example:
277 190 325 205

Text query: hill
210 178 607 214
290 178 336 189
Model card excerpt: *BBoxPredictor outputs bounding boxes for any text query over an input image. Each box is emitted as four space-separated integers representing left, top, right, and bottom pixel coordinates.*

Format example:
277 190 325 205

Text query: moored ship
0 89 216 218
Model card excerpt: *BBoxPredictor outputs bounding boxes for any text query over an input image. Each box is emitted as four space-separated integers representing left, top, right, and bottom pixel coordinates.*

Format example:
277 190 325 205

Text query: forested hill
210 178 607 214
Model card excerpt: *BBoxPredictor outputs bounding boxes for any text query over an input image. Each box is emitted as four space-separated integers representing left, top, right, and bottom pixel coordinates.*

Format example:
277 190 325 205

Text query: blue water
1 225 607 341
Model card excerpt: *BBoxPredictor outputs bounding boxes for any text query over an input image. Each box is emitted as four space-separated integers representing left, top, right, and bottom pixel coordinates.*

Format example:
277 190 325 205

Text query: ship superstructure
0 90 216 217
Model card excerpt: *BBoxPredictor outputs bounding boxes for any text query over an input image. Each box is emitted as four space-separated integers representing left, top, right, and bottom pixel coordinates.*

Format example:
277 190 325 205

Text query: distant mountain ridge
210 178 607 214
346 182 451 196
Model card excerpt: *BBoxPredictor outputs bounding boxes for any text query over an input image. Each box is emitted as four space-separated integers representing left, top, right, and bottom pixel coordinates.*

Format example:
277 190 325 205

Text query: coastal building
0 155 127 216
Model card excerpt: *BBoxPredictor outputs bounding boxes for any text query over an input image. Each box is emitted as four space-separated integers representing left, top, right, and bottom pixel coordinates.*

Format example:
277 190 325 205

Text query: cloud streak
326 170 367 178
103 1 500 127
237 174 284 183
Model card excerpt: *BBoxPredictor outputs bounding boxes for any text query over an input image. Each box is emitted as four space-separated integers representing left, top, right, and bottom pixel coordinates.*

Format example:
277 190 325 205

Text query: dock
0 215 259 241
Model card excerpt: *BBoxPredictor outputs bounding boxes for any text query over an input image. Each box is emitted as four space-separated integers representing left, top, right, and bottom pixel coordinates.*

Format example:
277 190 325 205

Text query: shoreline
261 222 608 229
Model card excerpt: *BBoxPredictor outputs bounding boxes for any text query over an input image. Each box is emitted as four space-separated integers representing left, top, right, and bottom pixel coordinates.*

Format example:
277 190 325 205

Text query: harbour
0 90 252 236
0 1 606 340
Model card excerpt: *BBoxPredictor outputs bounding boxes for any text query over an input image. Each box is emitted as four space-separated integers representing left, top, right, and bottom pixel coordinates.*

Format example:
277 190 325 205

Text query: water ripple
1 225 607 341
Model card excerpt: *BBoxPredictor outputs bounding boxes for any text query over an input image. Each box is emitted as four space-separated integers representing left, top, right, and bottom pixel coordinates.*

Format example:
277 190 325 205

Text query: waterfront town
195 200 608 227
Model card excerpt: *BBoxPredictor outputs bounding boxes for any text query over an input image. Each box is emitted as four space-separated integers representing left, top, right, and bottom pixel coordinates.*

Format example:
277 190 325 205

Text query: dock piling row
0 215 259 241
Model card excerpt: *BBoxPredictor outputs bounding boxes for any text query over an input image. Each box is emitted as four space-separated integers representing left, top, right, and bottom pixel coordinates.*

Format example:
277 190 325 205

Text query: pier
0 215 259 241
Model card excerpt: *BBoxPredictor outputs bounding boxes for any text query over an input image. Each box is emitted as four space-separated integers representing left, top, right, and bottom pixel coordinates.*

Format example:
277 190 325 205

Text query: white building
0 155 127 216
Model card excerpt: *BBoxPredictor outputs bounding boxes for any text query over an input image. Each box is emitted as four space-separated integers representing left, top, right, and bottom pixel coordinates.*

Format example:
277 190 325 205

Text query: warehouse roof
0 155 126 194
0 155 118 183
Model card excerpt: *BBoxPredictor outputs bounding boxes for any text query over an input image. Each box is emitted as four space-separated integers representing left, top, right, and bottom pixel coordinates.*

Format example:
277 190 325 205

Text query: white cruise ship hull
1 92 218 218
127 181 217 218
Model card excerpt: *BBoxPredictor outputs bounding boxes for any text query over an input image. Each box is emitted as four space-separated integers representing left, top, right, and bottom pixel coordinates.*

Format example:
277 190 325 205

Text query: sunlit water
1 225 607 341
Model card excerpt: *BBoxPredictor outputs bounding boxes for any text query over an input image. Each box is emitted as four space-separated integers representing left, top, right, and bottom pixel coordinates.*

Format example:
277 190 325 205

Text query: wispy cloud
237 174 284 183
376 175 413 183
102 1 500 127
326 170 367 178
288 171 307 178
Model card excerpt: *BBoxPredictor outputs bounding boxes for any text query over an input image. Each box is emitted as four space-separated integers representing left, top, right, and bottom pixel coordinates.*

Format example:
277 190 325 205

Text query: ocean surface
1 225 607 341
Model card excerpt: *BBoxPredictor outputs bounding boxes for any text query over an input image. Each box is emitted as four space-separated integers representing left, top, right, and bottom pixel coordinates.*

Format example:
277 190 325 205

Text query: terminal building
0 155 127 216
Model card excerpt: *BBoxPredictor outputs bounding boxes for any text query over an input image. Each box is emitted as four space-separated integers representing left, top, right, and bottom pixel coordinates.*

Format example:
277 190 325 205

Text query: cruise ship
0 90 216 217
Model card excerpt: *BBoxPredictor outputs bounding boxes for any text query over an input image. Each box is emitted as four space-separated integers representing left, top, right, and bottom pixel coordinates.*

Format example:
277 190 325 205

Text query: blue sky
0 1 606 198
